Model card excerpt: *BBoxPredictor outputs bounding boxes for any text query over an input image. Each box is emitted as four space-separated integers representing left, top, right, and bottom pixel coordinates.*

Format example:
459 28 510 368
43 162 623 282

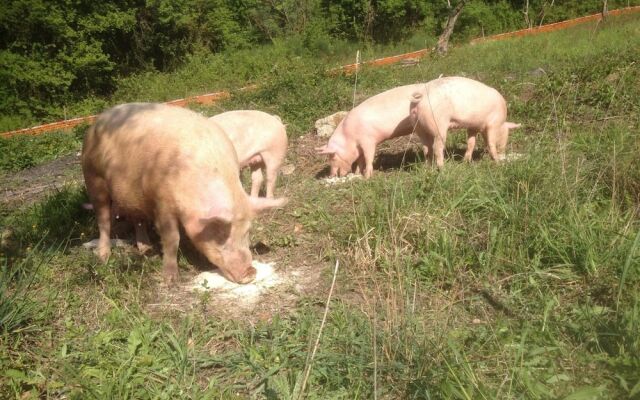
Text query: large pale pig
316 84 425 178
409 76 521 168
81 103 287 285
209 110 288 198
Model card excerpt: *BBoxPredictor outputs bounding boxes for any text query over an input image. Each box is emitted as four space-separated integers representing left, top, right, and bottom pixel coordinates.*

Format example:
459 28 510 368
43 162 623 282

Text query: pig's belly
242 154 264 168
108 178 153 220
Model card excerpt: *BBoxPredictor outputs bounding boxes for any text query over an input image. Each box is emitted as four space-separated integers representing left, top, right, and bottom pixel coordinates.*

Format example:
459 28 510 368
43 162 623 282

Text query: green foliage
0 125 85 173
2 0 639 131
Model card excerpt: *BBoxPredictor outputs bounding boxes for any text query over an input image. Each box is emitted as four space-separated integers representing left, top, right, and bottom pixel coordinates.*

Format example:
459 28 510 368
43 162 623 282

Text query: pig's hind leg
354 154 365 175
85 175 112 262
432 127 448 168
250 165 264 197
263 155 283 198
417 133 435 165
134 221 153 254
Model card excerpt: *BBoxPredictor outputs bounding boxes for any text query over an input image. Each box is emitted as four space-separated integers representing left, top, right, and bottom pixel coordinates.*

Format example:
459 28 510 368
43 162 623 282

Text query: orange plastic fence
471 5 640 44
333 48 430 75
2 6 638 139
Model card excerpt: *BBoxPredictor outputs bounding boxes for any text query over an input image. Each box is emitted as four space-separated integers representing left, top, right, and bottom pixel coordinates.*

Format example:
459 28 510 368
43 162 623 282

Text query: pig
316 83 425 178
81 103 287 285
209 110 288 198
408 76 521 168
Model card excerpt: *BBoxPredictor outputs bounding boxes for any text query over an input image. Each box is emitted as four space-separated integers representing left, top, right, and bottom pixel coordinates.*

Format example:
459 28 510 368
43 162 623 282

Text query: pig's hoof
163 270 179 286
137 242 153 255
238 266 257 284
97 249 110 263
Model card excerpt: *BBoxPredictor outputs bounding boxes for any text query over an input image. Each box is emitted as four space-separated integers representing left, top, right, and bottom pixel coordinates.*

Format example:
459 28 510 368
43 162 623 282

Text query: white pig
81 103 287 285
409 76 521 168
209 110 288 198
316 83 424 178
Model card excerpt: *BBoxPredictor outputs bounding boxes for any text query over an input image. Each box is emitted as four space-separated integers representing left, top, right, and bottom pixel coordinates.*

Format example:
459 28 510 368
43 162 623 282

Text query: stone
315 111 348 137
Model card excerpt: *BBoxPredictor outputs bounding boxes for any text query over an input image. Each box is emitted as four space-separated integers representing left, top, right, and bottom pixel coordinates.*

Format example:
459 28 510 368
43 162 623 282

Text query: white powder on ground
82 238 131 249
321 173 362 186
505 153 524 161
189 261 281 302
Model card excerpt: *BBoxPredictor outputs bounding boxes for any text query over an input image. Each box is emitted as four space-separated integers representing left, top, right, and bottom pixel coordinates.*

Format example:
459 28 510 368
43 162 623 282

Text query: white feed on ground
82 238 131 249
501 152 525 162
190 261 281 302
321 173 362 186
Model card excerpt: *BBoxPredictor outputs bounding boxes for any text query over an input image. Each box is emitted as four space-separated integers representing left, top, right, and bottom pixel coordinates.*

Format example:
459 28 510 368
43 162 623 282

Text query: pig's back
83 103 239 213
427 77 506 116
210 110 286 165
341 83 425 137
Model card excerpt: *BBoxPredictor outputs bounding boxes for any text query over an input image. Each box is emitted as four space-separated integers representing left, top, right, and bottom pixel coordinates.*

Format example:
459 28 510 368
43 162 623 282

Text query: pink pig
409 76 521 168
209 110 288 198
316 83 424 178
82 103 287 285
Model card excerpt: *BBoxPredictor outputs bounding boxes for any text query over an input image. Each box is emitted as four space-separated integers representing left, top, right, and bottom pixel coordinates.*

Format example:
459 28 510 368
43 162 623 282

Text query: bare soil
0 152 83 209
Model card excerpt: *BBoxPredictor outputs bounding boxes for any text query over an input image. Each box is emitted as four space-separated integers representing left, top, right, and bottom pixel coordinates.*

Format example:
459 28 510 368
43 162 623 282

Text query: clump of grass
1 185 92 256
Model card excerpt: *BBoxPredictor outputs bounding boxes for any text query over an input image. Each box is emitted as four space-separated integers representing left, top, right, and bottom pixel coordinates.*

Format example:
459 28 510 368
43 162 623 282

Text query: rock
529 67 546 77
605 71 619 83
315 111 348 137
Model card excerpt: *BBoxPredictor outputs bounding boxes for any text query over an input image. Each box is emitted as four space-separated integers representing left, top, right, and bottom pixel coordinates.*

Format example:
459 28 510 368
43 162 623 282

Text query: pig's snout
238 265 257 284
225 264 257 284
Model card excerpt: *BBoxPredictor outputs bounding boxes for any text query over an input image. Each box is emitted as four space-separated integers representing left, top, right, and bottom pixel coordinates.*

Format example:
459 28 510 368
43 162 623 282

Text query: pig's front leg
484 125 501 161
155 213 180 285
361 142 376 179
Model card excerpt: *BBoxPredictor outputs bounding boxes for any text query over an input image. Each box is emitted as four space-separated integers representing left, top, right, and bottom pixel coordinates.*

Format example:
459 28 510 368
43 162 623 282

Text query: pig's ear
249 196 288 214
197 180 235 224
315 144 337 155
201 203 234 225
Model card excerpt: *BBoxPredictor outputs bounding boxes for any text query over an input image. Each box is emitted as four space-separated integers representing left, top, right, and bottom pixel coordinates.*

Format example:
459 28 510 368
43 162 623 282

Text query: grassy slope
1 14 640 399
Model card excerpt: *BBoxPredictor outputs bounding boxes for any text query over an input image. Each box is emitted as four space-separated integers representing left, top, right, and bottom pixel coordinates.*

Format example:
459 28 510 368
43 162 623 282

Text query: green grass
1 14 640 399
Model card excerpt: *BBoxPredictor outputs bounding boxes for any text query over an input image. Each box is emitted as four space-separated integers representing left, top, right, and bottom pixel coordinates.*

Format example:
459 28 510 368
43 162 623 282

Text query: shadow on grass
313 146 487 178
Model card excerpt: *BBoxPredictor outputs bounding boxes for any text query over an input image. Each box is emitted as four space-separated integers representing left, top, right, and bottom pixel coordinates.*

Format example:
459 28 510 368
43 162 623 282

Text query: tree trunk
436 0 467 55
602 0 609 20
523 0 532 29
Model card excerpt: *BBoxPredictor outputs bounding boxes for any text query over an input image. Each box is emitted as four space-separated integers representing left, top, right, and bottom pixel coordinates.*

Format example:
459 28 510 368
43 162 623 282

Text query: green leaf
128 329 143 356
5 368 27 381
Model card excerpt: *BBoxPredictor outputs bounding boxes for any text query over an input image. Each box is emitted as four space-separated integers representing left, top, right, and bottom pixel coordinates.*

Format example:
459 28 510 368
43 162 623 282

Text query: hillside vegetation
1 11 640 400
1 0 638 131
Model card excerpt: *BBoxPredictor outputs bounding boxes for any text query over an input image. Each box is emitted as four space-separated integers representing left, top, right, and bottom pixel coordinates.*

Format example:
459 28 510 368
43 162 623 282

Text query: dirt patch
0 152 83 208
143 238 329 323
